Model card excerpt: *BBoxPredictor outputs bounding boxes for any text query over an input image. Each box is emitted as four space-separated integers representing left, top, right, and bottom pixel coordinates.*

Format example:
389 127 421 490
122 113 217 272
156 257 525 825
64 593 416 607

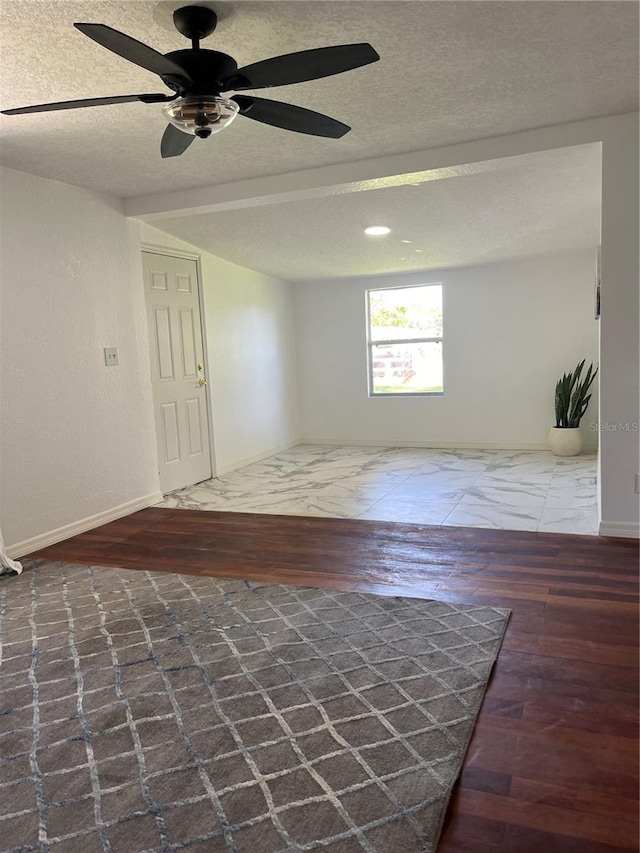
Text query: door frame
141 242 217 482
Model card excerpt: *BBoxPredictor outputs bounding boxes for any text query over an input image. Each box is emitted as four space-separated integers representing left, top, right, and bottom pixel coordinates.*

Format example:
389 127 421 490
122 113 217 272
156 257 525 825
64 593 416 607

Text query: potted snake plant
548 360 598 456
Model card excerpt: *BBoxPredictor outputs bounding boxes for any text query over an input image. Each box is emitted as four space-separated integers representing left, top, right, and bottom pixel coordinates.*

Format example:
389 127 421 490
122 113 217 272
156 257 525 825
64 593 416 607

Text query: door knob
198 377 207 387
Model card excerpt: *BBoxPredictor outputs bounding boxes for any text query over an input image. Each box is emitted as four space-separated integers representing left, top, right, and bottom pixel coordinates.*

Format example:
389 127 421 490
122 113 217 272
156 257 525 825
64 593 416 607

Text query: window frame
365 283 444 397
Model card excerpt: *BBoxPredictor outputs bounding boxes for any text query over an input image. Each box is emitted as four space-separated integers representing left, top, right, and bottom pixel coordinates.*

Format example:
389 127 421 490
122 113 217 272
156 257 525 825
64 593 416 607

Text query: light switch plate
104 347 119 366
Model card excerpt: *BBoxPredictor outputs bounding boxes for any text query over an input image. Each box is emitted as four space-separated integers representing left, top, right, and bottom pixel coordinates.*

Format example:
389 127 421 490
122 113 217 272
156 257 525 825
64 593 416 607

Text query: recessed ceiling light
364 226 391 236
415 249 423 253
401 239 412 244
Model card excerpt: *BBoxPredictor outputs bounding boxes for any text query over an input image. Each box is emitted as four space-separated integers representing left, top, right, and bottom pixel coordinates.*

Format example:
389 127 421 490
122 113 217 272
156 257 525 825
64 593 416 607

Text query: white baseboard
300 437 599 453
598 521 640 539
215 439 301 476
6 492 164 559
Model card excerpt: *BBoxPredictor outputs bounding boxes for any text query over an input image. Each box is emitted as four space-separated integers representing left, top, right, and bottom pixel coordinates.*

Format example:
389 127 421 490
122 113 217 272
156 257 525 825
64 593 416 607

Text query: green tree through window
369 301 443 336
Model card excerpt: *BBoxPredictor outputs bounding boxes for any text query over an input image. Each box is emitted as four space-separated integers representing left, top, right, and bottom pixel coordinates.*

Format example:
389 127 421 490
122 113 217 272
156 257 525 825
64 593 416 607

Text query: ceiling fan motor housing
163 50 239 95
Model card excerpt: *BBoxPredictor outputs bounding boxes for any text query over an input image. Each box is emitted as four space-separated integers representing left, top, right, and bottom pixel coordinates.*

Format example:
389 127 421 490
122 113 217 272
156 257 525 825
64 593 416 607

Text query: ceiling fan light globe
162 95 239 137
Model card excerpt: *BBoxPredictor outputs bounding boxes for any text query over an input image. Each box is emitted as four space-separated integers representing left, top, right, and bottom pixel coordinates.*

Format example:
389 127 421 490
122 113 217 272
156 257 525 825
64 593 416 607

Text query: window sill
369 391 444 398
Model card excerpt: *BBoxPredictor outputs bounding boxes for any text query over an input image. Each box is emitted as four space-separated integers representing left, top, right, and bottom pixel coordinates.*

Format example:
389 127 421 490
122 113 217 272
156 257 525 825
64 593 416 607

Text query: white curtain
0 524 22 575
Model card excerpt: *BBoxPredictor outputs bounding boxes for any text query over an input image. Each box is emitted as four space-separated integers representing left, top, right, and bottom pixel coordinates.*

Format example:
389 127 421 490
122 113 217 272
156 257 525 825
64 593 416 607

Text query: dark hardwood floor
29 508 640 853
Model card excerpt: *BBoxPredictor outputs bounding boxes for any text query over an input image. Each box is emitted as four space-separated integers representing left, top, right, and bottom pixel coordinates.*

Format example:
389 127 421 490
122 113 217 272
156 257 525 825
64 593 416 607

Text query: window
366 284 443 395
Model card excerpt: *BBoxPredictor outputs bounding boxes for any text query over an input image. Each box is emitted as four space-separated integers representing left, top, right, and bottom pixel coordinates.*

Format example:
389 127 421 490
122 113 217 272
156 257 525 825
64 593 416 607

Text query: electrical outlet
635 474 640 495
104 347 119 366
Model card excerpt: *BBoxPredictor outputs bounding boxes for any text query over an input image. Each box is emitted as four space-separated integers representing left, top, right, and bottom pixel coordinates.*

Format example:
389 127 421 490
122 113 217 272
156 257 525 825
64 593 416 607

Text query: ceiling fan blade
1 93 174 115
222 43 379 91
161 124 195 158
233 96 350 138
74 23 192 86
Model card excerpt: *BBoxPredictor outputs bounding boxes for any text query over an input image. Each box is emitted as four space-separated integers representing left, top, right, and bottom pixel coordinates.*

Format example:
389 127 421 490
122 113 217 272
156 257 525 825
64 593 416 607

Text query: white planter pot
548 427 583 457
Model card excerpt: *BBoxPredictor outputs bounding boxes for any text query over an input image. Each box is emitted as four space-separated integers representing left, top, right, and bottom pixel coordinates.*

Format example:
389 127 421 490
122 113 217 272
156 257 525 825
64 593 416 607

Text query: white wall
0 169 299 555
139 224 299 474
0 167 161 553
294 249 599 449
598 117 639 535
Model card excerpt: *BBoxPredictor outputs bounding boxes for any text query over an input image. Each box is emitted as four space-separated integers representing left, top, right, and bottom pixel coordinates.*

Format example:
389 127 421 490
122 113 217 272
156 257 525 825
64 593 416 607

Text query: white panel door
142 252 212 493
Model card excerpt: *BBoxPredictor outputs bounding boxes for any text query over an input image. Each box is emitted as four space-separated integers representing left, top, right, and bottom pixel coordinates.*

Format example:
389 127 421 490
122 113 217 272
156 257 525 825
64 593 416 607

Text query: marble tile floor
159 445 598 535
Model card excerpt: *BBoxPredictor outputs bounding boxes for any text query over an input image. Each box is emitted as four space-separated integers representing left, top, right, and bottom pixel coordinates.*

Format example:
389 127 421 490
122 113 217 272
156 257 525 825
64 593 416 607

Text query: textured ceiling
149 144 602 280
0 1 637 199
0 2 625 280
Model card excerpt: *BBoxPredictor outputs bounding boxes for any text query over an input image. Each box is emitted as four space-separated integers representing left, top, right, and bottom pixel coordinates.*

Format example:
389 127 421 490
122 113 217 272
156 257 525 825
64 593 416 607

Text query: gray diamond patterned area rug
1 561 510 853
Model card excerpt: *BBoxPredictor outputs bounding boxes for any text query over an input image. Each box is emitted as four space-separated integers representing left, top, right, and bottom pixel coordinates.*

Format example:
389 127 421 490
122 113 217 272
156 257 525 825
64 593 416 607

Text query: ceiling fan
1 5 379 158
